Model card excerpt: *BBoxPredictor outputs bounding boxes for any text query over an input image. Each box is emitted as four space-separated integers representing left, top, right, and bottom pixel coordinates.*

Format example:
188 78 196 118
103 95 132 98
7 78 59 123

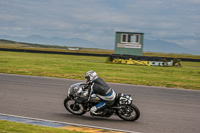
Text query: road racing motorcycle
64 82 140 121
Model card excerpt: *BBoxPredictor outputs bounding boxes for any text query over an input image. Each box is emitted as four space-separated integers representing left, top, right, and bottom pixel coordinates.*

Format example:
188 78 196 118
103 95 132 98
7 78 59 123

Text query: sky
0 0 200 51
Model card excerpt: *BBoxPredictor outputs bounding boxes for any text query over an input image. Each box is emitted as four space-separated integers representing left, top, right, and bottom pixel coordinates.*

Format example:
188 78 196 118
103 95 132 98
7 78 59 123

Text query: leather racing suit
87 77 116 115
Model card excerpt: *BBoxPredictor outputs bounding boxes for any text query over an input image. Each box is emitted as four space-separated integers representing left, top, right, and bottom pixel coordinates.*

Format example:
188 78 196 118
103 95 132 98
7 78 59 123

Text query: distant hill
0 35 97 48
143 39 200 55
0 35 199 55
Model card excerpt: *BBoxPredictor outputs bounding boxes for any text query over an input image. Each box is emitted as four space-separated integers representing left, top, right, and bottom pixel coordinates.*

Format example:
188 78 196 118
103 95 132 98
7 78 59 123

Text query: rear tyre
116 104 140 121
64 97 86 115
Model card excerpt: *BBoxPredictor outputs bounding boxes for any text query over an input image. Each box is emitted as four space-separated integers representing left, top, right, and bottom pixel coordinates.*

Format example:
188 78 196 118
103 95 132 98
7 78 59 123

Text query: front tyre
64 97 86 115
117 104 140 121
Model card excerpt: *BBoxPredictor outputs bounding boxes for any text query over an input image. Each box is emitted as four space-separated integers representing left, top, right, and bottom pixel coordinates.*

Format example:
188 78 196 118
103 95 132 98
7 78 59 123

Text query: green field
0 120 84 133
0 51 200 90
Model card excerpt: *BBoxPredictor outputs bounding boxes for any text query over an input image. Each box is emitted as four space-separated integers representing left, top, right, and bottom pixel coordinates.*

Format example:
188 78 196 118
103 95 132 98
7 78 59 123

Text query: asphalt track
0 73 200 133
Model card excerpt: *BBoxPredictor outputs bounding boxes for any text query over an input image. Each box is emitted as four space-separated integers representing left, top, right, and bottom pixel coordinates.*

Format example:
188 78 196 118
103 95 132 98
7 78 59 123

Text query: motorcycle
64 82 140 121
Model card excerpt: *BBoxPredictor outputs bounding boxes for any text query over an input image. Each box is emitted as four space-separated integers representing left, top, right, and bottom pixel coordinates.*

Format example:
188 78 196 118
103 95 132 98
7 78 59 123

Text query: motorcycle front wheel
64 97 86 115
116 104 140 121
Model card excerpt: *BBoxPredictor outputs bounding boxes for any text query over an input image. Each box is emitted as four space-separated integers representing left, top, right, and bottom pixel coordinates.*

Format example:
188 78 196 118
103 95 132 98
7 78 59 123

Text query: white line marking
0 113 142 133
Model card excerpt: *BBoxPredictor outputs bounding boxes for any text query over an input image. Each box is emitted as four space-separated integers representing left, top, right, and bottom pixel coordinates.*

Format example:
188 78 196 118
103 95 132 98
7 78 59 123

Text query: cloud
0 0 200 51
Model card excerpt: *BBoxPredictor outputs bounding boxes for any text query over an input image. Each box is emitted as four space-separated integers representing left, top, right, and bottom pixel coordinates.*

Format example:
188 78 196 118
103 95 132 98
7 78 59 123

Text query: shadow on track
53 112 141 124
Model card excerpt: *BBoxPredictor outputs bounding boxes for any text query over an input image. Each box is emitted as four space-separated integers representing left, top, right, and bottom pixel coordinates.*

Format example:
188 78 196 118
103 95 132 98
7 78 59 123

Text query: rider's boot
90 111 104 116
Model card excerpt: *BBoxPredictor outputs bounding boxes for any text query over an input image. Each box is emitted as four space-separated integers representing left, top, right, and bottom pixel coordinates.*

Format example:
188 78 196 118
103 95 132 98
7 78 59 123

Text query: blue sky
0 0 200 51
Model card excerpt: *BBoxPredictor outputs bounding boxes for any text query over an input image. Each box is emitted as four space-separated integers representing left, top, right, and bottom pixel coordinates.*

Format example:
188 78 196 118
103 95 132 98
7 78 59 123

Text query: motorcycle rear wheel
64 97 86 115
116 104 140 121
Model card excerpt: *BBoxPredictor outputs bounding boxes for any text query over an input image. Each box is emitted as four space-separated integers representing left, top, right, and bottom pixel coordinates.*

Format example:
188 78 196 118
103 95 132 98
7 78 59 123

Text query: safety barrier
107 54 182 67
0 48 109 57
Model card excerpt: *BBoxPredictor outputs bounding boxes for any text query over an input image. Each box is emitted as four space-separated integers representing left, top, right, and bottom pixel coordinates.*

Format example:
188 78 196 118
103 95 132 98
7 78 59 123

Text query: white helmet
85 70 98 83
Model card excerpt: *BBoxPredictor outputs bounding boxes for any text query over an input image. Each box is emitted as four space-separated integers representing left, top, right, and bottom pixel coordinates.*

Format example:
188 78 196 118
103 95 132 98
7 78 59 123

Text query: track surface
0 73 200 133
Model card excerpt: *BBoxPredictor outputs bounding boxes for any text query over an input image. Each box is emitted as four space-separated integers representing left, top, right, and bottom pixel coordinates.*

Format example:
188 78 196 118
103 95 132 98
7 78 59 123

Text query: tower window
121 34 140 43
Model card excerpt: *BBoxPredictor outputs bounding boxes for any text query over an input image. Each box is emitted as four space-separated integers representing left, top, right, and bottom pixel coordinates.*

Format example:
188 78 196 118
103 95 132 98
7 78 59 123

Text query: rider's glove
90 94 97 98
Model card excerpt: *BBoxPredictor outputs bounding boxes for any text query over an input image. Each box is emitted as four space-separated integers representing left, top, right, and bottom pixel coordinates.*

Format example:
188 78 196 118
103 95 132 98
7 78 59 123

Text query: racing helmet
85 70 98 83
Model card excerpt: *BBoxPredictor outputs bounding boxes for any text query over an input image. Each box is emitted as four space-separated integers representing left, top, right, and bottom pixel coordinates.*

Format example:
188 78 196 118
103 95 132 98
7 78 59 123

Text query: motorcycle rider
84 70 116 116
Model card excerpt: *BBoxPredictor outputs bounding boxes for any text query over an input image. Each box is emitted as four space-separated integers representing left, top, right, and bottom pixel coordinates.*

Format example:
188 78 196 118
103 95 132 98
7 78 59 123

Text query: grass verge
0 120 84 133
0 51 200 90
